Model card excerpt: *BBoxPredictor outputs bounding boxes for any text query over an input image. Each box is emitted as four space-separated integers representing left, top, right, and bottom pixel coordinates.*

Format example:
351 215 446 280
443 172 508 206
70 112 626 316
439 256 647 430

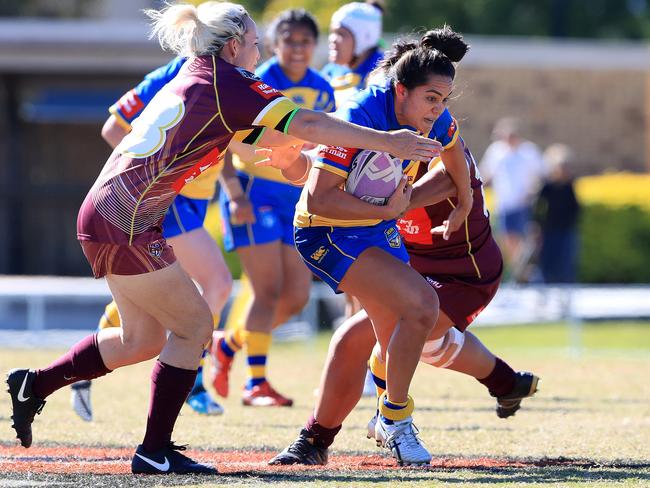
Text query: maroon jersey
77 56 299 247
397 144 502 281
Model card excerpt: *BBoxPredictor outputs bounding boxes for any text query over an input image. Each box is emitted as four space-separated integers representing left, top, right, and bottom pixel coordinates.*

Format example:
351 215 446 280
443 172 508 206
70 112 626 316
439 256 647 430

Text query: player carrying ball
265 26 538 467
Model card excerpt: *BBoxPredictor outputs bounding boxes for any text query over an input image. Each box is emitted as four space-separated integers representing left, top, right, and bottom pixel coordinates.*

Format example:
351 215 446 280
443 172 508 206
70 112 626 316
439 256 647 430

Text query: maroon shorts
79 238 176 278
409 238 503 331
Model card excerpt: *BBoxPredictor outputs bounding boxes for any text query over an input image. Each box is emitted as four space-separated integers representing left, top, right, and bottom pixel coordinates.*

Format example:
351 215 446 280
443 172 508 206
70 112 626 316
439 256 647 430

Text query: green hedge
208 198 650 283
579 203 650 283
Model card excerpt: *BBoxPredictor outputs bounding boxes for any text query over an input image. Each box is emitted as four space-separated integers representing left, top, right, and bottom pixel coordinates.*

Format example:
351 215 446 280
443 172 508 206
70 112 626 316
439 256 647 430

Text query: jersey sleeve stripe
275 108 299 134
232 127 266 145
313 160 348 179
252 97 299 128
109 105 132 131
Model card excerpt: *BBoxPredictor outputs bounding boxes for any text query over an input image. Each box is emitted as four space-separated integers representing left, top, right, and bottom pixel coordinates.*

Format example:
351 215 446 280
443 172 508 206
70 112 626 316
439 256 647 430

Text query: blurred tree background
210 0 650 39
3 0 650 39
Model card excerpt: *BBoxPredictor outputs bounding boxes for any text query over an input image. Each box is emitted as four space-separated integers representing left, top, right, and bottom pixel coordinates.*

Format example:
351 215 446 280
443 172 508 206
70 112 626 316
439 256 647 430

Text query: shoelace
168 442 189 453
287 435 313 455
386 422 425 451
34 401 45 416
287 433 324 462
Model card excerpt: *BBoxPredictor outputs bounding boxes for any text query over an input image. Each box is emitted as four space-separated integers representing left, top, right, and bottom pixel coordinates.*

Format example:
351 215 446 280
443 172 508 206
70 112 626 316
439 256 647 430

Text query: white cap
331 2 382 57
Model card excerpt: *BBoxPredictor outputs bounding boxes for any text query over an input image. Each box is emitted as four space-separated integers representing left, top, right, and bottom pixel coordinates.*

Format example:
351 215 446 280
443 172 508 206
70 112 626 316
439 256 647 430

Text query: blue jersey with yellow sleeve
294 81 460 228
258 57 335 112
108 56 227 200
232 57 335 182
109 57 186 129
321 48 383 110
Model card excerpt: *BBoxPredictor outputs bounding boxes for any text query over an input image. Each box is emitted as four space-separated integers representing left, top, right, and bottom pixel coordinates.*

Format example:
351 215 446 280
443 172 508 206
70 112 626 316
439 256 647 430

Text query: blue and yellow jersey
108 56 223 200
321 48 383 109
232 57 336 183
294 81 460 228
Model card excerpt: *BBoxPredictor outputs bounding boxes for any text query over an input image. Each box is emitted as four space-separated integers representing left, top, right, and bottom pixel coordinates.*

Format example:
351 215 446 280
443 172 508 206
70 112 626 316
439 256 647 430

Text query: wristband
287 153 312 186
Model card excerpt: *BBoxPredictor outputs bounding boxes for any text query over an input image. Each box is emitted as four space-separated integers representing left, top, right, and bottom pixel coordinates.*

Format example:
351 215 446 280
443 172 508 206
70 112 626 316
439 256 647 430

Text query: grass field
1 321 649 487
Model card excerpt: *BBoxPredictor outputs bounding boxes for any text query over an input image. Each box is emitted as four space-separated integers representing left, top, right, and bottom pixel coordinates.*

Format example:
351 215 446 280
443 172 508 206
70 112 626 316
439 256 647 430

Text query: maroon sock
142 360 197 452
478 357 516 397
305 414 341 449
32 333 111 399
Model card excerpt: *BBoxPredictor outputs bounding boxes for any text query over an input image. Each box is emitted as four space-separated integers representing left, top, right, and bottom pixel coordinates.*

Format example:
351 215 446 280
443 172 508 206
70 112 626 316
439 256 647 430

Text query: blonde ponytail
145 1 249 57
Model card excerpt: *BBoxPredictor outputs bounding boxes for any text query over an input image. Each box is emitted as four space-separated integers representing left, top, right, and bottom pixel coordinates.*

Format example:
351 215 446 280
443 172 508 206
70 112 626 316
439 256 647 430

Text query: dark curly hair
267 8 319 45
375 25 469 88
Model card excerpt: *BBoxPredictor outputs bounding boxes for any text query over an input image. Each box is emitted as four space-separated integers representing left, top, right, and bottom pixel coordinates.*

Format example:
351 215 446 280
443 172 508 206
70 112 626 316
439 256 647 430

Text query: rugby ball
344 150 403 206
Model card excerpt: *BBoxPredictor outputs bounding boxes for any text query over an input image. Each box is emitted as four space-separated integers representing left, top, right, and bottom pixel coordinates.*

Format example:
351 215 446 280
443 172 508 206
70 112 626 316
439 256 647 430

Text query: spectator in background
479 117 544 281
321 1 384 108
535 144 581 283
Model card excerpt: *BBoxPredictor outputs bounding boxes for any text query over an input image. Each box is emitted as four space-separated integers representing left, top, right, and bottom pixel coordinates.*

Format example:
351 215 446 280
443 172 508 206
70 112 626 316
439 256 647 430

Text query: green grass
1 321 649 487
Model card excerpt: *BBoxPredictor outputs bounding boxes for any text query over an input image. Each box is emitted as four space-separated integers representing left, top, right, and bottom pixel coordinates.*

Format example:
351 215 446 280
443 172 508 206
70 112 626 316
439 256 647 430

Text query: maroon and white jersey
398 143 502 281
77 55 299 246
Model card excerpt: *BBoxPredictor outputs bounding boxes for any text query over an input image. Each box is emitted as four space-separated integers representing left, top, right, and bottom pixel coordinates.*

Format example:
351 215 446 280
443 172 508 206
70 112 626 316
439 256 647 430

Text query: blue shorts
219 173 302 252
162 194 209 239
294 220 409 293
499 207 531 236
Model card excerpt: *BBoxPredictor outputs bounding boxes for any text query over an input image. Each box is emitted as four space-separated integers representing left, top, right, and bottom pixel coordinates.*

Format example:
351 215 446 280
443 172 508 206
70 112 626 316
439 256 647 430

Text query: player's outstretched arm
436 141 473 239
287 109 442 162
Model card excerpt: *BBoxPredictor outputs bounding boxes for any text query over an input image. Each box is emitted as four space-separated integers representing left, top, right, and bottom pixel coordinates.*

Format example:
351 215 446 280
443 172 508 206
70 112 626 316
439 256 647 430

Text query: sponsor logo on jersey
318 146 354 166
447 119 457 139
171 147 221 193
397 219 420 235
251 81 281 99
467 306 485 324
310 246 329 263
425 276 443 289
236 67 260 81
117 89 145 119
384 226 402 249
148 240 164 258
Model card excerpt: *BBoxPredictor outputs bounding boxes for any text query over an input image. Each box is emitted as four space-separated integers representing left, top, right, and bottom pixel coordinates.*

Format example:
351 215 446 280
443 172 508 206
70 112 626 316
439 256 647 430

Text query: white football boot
70 380 92 422
366 414 380 445
374 415 432 466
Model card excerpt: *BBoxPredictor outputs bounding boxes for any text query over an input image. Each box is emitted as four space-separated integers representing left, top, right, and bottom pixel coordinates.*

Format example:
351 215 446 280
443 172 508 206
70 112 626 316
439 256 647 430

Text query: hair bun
420 25 469 63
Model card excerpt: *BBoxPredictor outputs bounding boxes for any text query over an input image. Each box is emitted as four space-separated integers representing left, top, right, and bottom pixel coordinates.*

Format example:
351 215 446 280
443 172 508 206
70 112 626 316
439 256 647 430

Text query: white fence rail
0 277 649 345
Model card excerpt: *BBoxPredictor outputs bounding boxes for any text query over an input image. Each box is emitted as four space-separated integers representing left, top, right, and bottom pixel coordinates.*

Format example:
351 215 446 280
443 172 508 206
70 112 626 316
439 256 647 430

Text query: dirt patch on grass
3 444 641 476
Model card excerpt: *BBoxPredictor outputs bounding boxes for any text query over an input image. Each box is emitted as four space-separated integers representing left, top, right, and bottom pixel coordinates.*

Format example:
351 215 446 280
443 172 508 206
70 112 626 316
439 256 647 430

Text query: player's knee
139 331 167 360
193 310 214 346
420 327 465 368
252 283 282 310
330 322 367 359
403 288 439 334
280 287 310 317
203 276 233 312
120 327 164 361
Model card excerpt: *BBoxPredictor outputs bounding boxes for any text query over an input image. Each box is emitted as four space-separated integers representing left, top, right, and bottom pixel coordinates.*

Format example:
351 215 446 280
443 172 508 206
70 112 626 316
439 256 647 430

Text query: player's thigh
105 261 212 342
340 247 438 345
237 240 284 300
168 227 233 296
279 243 312 301
105 281 167 353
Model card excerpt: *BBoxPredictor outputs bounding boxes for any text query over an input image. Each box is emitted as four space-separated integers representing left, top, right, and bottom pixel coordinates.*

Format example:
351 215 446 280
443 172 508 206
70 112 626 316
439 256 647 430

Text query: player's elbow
101 116 127 149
